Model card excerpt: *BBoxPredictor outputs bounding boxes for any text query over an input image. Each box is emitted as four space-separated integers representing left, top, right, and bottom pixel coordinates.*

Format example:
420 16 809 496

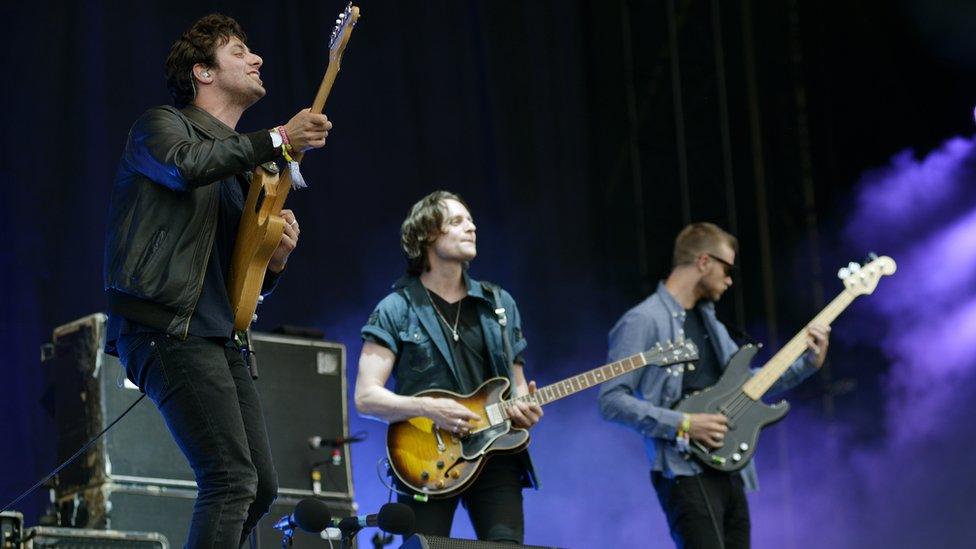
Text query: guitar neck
741 290 855 400
496 349 665 418
295 4 359 163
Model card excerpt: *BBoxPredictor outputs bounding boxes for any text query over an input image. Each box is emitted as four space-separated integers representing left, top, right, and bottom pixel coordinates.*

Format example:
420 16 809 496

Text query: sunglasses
706 253 737 277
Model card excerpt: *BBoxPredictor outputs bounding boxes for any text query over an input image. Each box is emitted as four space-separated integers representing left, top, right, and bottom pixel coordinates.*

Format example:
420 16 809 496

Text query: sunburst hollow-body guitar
387 340 699 498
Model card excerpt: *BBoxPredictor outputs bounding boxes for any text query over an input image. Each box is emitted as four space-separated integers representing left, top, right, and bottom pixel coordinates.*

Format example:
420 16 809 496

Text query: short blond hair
672 222 738 267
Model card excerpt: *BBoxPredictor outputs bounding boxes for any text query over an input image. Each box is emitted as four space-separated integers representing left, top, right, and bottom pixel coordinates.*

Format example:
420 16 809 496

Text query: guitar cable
1 393 147 514
693 473 726 549
375 457 429 503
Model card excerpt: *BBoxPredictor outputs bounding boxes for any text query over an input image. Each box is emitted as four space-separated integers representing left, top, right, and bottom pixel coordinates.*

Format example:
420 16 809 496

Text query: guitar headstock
838 254 897 296
329 3 361 63
647 339 699 366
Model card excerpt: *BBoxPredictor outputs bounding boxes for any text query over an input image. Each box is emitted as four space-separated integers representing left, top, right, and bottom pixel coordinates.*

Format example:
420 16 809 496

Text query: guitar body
675 344 790 472
387 377 529 498
227 164 291 331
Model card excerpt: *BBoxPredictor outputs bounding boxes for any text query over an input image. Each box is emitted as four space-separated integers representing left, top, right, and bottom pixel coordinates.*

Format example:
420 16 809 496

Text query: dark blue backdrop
3 1 976 547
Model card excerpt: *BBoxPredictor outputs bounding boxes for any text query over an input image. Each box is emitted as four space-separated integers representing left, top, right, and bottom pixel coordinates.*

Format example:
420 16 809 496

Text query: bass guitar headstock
838 253 897 297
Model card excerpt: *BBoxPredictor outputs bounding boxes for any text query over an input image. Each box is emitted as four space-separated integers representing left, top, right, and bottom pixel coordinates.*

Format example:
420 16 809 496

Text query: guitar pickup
485 404 503 425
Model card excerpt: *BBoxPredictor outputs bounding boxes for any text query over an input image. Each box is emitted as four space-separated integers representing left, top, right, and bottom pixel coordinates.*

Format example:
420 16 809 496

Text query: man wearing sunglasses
599 222 830 549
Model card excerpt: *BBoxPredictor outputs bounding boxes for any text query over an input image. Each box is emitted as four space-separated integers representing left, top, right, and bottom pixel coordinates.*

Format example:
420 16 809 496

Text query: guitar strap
482 281 540 490
481 282 513 380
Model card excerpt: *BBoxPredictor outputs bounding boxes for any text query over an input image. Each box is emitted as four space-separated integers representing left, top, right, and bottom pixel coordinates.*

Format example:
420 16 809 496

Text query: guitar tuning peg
848 262 861 272
838 267 850 280
867 252 878 262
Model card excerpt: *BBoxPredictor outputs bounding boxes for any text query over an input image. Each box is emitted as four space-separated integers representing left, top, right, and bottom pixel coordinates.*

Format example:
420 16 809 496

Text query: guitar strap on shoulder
481 282 513 375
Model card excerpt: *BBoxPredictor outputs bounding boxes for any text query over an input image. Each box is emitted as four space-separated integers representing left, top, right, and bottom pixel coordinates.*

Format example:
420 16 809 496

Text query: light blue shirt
598 282 818 491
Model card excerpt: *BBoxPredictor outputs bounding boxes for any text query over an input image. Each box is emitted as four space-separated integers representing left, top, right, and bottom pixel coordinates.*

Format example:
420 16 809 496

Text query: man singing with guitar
103 14 331 547
355 191 541 543
599 222 830 549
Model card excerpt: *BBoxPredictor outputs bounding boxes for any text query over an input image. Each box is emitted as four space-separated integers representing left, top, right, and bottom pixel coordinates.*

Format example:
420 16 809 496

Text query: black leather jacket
104 105 279 339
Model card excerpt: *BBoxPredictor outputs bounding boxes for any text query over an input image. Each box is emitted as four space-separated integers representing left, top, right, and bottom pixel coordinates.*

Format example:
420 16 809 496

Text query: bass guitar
387 340 699 498
676 254 896 472
227 3 361 330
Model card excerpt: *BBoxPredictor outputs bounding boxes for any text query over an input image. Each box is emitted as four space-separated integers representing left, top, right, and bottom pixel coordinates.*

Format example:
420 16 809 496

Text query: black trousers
398 453 525 543
119 333 278 549
652 470 750 549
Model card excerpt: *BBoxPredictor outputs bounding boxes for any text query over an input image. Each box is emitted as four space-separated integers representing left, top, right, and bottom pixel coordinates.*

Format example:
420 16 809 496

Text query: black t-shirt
680 307 723 396
427 290 490 394
188 175 246 341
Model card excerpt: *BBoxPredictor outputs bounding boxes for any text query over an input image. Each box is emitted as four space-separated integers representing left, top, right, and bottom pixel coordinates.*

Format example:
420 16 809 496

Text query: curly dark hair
401 191 469 276
164 14 247 107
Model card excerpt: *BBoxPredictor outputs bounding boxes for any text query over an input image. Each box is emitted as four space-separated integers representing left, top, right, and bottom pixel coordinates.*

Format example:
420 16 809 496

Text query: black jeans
398 454 525 543
118 333 278 549
652 470 750 549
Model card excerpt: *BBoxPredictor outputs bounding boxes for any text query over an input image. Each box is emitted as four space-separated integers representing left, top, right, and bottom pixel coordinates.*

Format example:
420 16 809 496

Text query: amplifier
23 526 168 549
56 483 355 549
1 511 24 549
45 313 353 499
398 535 564 549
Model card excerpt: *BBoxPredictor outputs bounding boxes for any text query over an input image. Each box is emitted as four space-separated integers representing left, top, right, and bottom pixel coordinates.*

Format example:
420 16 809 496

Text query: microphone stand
339 528 358 549
279 527 294 548
372 531 394 549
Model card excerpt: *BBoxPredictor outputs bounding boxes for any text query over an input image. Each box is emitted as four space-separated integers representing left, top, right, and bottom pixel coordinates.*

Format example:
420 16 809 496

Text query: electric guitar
227 3 361 330
676 254 896 472
387 340 699 498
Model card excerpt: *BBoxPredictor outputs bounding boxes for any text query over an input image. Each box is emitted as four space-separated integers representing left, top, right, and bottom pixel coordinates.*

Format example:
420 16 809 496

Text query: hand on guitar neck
805 323 831 368
506 380 543 429
280 108 333 151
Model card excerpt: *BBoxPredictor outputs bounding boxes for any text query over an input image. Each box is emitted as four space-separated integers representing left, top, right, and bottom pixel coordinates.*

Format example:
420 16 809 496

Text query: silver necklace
425 287 462 342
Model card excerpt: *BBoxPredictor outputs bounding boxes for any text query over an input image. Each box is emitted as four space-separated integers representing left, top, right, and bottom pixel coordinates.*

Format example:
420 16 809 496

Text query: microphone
332 502 415 535
308 434 366 449
273 498 333 533
309 434 366 466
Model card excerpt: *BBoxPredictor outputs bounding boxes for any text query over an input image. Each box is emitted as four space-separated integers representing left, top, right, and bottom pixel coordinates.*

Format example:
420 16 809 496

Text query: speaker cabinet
23 526 168 549
46 313 357 546
56 484 353 549
46 313 354 499
398 534 564 549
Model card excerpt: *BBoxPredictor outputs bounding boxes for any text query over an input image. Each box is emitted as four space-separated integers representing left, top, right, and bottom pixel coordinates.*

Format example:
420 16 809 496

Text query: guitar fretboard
742 290 854 400
494 347 684 420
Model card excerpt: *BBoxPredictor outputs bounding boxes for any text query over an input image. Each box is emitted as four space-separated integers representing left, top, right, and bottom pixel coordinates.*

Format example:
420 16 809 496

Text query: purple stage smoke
844 136 976 444
777 134 976 548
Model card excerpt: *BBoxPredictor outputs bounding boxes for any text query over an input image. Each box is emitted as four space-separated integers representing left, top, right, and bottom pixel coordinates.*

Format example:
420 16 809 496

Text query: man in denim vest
599 222 830 549
355 191 541 543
